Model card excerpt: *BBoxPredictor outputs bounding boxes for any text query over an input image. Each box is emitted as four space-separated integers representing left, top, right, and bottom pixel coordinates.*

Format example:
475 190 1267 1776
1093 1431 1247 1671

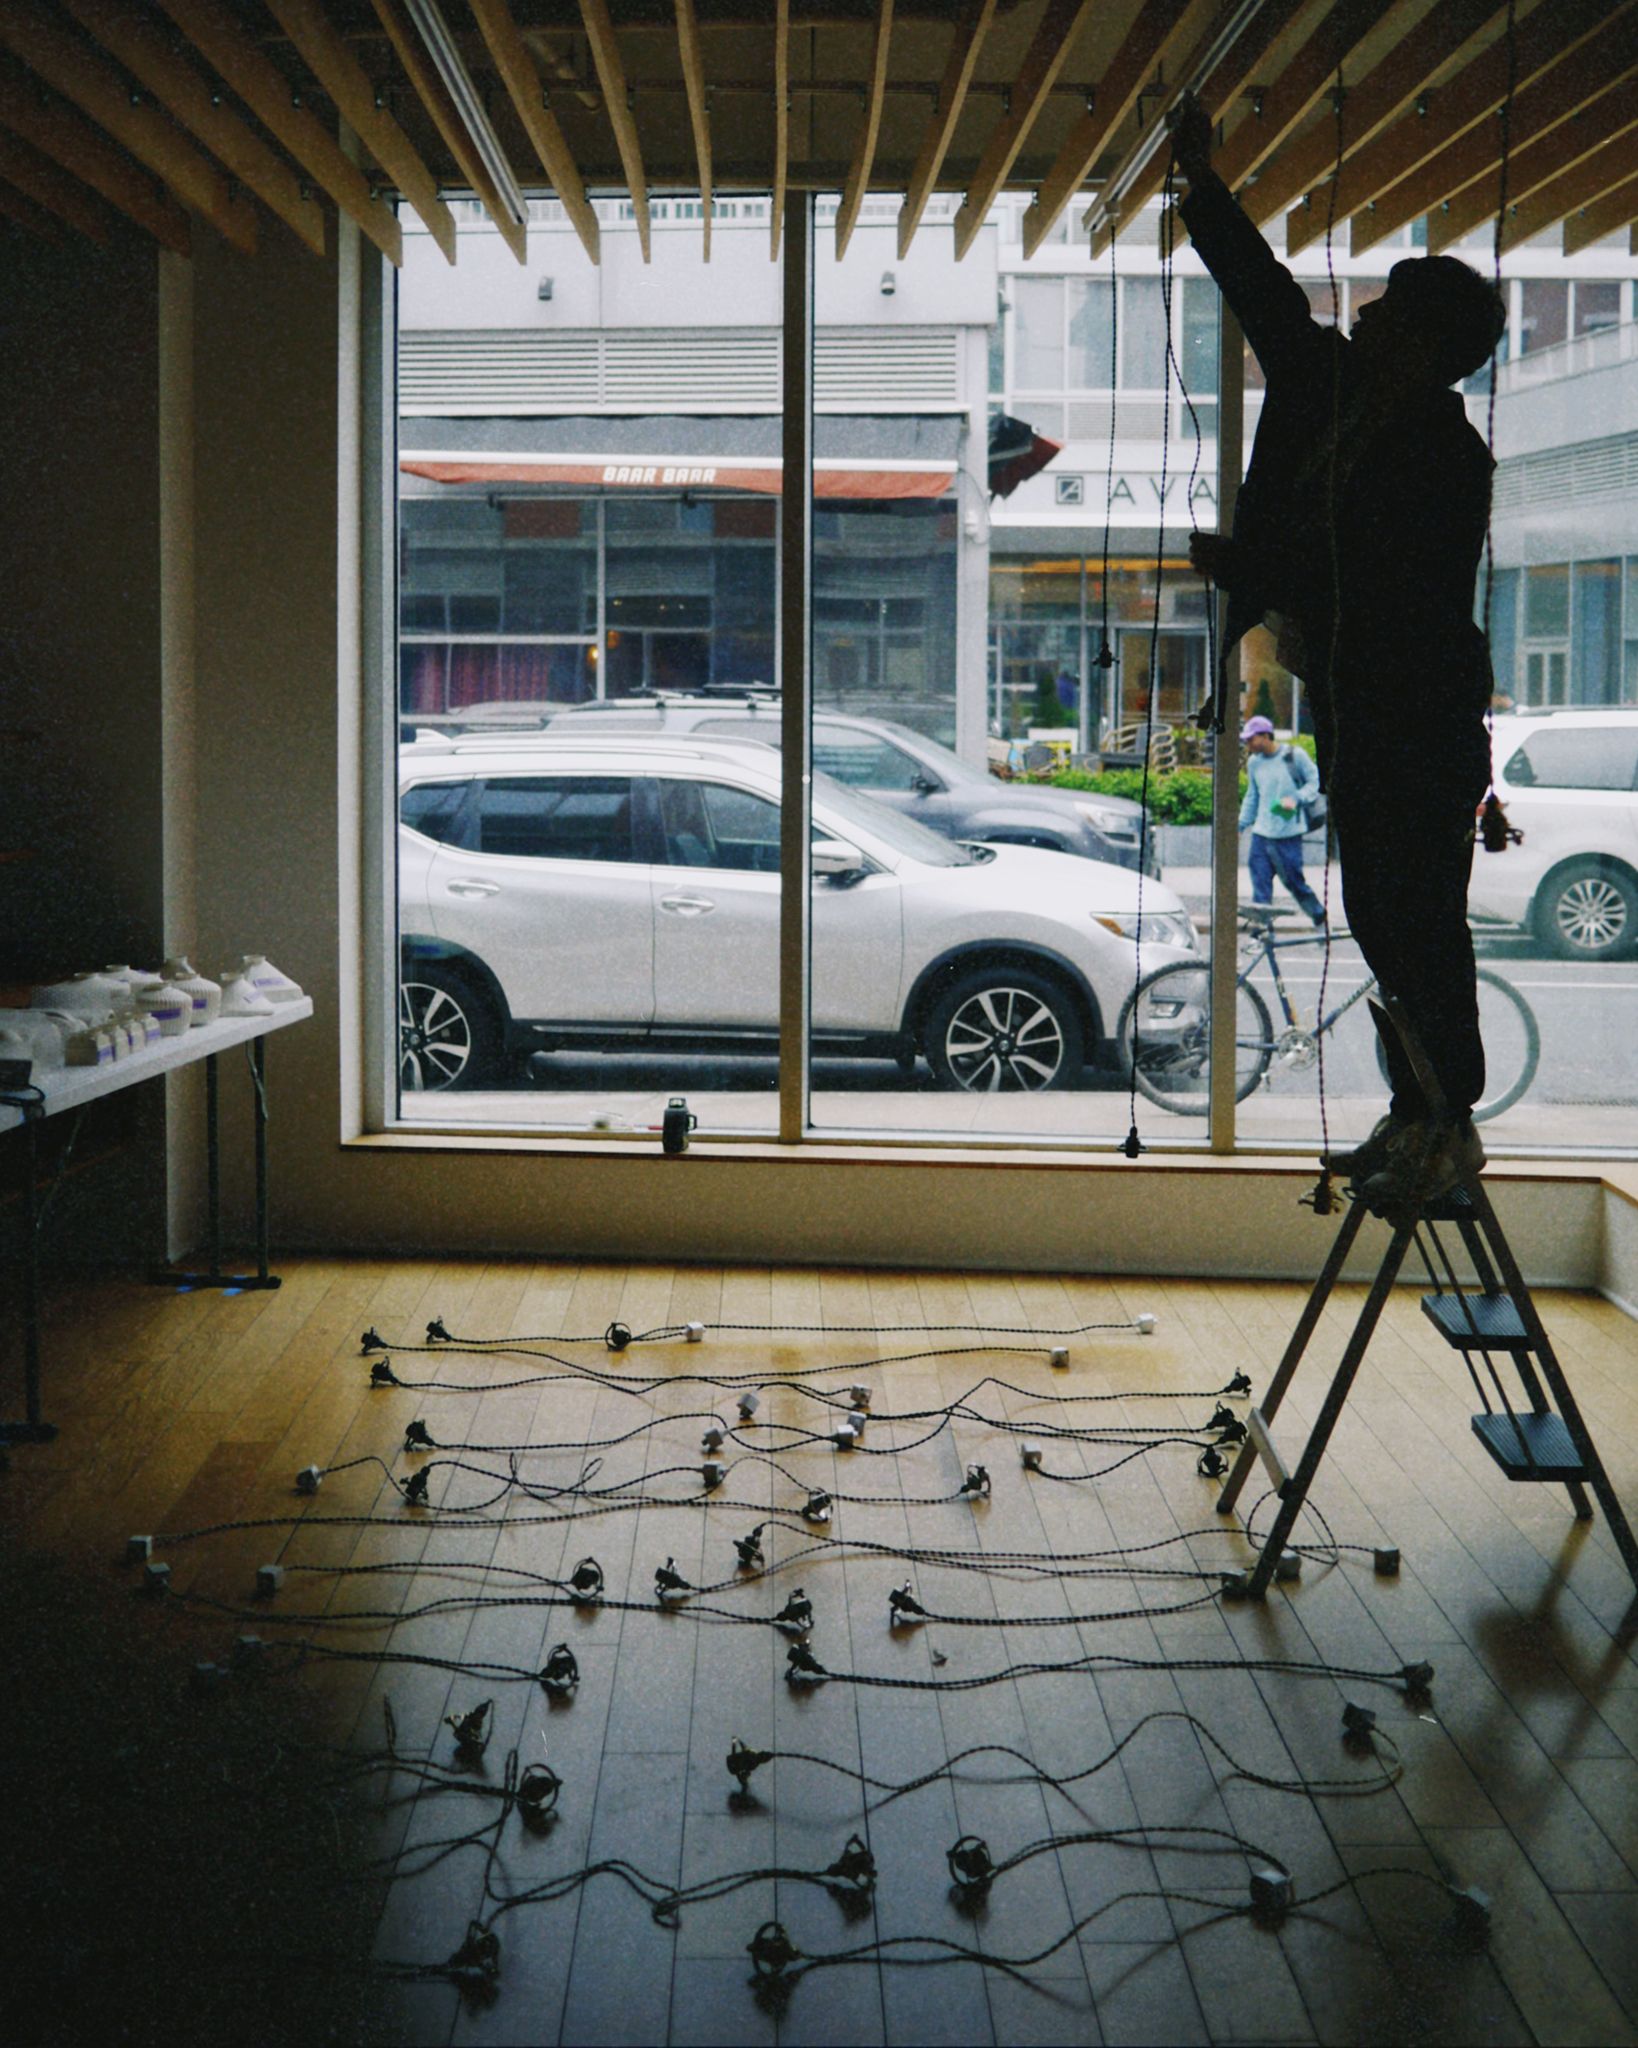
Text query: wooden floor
6 1251 1638 2047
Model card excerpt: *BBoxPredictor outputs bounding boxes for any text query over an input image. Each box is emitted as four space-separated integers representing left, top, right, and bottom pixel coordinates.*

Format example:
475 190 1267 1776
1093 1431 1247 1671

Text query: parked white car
397 735 1197 1091
1468 709 1638 959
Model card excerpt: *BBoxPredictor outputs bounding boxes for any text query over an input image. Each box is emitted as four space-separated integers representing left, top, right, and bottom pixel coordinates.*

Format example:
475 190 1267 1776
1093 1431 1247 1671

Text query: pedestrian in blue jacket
1239 715 1324 924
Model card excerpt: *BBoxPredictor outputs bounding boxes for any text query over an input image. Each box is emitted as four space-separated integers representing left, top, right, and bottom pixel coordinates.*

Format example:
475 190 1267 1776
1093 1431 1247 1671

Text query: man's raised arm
1170 93 1320 385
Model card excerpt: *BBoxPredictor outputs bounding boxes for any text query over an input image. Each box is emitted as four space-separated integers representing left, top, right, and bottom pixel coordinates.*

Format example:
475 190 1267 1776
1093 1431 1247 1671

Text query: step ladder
1215 1001 1638 1601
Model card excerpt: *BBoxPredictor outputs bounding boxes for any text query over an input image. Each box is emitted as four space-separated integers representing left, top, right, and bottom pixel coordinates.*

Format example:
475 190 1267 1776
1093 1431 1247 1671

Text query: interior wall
191 222 342 1188
0 230 165 978
0 225 171 1264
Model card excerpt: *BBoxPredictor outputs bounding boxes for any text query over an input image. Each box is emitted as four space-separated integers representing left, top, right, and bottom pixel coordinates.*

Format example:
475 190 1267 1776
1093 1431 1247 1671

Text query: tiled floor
8 1252 1638 2045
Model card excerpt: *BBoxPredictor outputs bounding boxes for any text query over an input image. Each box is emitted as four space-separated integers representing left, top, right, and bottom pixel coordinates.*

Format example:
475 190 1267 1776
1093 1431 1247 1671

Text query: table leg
1 1111 60 1445
252 1036 270 1285
205 1052 222 1279
23 1114 40 1424
150 1036 280 1292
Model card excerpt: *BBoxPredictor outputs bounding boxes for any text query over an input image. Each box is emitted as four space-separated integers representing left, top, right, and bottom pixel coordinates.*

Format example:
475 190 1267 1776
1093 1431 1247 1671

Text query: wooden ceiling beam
836 0 893 257
0 0 255 253
1213 0 1400 192
154 0 400 266
1560 163 1638 250
577 0 648 258
0 121 110 241
1429 70 1638 248
1091 0 1310 253
1564 169 1638 249
954 0 1097 259
0 170 62 237
1288 0 1624 255
1501 115 1638 248
1023 0 1203 258
771 0 787 257
898 0 996 257
368 0 525 262
0 59 191 253
263 0 454 260
1348 2 1638 251
674 0 712 258
1239 0 1505 227
468 0 598 262
60 0 324 257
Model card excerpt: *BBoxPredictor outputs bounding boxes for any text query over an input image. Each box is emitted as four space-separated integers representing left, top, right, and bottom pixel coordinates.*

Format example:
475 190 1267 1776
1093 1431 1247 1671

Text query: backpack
1281 745 1328 829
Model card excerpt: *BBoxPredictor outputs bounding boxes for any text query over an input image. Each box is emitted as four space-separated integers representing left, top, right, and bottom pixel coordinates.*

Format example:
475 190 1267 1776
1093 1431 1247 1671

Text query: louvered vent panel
400 334 600 411
402 327 965 414
601 332 780 406
814 330 960 406
1493 432 1638 513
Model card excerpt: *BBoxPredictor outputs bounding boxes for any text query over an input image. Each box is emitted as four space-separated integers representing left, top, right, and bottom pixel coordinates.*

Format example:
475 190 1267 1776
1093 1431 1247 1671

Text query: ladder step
1471 1410 1587 1482
1421 1290 1531 1349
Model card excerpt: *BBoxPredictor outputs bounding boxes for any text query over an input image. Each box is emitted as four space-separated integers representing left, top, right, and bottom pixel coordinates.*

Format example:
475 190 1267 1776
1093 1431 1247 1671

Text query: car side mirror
812 838 865 879
912 773 940 796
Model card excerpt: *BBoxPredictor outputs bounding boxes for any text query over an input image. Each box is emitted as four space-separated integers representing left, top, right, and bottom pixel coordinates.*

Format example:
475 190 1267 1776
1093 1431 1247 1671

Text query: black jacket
1179 169 1495 748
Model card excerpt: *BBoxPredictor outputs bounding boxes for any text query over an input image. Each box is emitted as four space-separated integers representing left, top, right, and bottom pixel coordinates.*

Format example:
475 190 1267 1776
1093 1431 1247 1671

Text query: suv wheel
1535 860 1638 961
925 968 1084 1092
400 961 505 1091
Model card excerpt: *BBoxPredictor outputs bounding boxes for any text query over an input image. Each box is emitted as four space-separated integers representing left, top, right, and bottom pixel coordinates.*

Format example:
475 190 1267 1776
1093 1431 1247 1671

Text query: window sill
345 1127 1622 1184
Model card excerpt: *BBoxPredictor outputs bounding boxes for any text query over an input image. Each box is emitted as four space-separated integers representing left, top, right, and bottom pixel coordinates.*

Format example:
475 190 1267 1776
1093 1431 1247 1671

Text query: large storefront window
384 188 1638 1159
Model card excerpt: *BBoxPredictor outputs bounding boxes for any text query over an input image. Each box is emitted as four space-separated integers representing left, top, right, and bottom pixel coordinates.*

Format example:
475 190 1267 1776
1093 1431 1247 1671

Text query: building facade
399 192 1638 761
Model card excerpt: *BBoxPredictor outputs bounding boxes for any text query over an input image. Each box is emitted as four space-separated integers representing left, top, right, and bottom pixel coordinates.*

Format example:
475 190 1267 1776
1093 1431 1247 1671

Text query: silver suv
1468 709 1638 959
411 693 1158 875
397 734 1195 1091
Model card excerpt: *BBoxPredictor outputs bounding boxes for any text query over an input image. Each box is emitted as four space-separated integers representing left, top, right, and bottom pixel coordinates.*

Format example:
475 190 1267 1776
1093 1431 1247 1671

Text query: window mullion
1210 298 1246 1153
779 190 813 1145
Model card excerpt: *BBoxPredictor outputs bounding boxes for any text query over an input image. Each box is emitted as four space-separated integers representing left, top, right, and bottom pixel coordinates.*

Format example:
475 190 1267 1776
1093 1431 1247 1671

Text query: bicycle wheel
1117 962 1275 1114
1369 967 1540 1121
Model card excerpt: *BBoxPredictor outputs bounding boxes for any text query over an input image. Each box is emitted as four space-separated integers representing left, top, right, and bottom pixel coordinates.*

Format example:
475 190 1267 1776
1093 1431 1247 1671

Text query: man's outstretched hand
1168 91 1213 187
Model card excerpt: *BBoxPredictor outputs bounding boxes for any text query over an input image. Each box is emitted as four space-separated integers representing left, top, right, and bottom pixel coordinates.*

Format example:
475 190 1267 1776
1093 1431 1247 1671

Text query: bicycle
1116 907 1540 1120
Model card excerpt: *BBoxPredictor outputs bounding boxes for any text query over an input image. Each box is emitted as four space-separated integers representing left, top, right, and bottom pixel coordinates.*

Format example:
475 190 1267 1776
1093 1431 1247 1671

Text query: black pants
1329 753 1486 1120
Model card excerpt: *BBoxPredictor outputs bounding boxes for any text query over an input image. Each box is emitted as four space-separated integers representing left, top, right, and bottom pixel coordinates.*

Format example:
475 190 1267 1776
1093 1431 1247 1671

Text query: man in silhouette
1172 93 1507 1209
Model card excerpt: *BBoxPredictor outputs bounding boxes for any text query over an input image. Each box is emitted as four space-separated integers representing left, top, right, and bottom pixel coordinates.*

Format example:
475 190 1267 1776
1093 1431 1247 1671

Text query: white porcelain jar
137 984 192 1038
31 972 120 1021
162 957 221 1028
218 969 275 1019
63 1022 114 1067
0 1010 66 1069
0 1027 35 1081
237 954 303 1004
122 1006 161 1049
111 963 164 995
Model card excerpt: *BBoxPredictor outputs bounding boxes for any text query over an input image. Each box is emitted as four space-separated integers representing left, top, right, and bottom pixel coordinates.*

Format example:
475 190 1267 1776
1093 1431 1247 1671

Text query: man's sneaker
1359 1118 1485 1220
1321 1113 1408 1183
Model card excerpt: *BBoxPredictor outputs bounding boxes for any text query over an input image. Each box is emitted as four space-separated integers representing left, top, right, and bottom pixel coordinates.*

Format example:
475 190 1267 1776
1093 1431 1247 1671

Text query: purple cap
1240 715 1275 740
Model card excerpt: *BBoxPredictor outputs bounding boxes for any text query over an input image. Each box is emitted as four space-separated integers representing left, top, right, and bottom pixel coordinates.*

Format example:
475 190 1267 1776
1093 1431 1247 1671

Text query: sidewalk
1163 860 1345 921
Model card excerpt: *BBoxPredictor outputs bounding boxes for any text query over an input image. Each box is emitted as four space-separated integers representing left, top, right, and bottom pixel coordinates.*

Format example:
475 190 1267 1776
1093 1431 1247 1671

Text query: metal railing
1496 321 1638 394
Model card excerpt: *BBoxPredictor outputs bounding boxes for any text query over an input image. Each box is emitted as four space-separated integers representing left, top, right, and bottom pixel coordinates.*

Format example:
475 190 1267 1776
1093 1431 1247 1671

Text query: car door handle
660 894 715 916
445 879 500 898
